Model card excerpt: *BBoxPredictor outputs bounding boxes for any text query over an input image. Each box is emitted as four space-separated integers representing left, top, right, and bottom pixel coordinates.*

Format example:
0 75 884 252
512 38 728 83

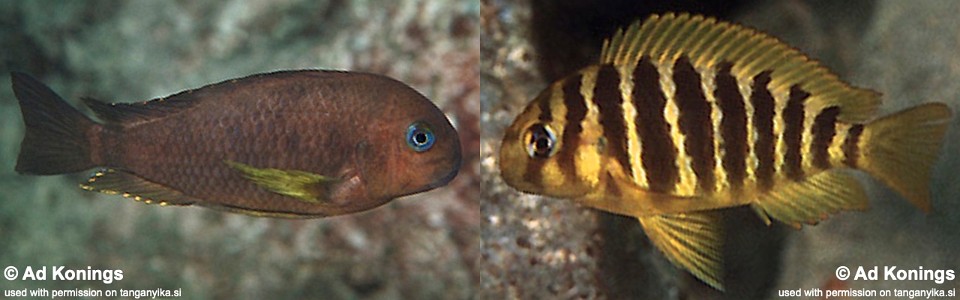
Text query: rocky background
482 0 960 299
4 0 960 299
0 0 479 299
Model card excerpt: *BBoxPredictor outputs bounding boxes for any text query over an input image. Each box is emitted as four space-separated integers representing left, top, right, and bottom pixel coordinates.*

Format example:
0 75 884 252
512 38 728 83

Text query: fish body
499 13 952 289
13 70 461 217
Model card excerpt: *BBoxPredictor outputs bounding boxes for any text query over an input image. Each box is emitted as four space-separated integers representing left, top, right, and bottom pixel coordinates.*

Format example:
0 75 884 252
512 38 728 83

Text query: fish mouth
429 164 460 189
428 140 462 189
428 149 462 189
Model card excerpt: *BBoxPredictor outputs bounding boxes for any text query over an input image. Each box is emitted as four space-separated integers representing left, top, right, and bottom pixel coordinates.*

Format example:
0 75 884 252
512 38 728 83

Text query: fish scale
121 88 355 212
13 70 461 218
500 13 952 290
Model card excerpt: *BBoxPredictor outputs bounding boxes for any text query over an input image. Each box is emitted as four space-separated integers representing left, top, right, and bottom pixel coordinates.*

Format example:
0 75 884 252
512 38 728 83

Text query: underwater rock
1 1 479 299
481 0 960 299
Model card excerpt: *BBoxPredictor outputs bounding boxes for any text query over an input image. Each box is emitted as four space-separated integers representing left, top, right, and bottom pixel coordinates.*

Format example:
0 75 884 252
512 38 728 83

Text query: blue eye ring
406 122 435 152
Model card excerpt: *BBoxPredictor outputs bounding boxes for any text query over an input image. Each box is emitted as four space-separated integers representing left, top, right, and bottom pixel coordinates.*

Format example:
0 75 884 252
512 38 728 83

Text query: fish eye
525 123 557 159
406 122 435 152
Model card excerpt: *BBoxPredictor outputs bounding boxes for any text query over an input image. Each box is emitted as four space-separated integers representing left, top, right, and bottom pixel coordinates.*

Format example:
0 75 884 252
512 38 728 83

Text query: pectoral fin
639 212 724 291
225 160 337 203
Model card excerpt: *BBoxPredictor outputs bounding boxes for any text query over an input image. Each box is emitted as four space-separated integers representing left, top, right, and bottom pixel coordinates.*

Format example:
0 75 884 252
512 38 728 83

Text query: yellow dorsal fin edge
600 13 880 123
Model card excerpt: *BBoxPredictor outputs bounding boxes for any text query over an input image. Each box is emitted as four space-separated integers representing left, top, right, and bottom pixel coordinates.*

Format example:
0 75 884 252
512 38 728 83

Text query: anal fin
80 169 195 206
752 170 869 228
639 211 724 291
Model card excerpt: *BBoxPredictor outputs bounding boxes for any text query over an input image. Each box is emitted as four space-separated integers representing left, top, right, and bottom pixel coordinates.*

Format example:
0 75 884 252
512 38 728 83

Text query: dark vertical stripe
558 73 587 183
523 92 555 185
782 85 808 180
672 57 714 192
633 57 677 193
606 174 622 198
751 71 776 190
594 64 632 179
714 62 747 189
537 90 553 122
843 124 864 168
811 106 840 169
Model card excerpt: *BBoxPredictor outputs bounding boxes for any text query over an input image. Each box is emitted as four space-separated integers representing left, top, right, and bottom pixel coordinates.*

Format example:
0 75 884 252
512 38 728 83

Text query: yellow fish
498 13 952 290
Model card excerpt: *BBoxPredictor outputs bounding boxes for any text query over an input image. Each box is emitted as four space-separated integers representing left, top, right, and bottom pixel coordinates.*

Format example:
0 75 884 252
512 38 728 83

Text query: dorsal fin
79 70 354 125
81 91 199 124
600 13 880 123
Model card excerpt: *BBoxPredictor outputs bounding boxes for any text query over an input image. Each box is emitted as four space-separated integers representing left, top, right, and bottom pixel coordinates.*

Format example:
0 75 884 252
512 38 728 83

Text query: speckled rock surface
480 0 605 298
0 1 479 299
6 0 960 299
481 0 960 299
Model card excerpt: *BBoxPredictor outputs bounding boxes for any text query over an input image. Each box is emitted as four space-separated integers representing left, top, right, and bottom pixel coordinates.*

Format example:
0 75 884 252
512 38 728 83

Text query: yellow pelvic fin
638 211 724 291
859 103 952 212
80 168 195 206
599 13 880 123
225 160 337 203
752 170 868 229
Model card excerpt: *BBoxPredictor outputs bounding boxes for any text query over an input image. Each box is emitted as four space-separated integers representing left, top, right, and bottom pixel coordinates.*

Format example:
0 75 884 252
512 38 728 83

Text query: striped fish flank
499 13 952 290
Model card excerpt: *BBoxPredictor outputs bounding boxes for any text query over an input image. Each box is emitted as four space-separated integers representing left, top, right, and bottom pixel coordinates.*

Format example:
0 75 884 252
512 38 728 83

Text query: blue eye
406 122 435 152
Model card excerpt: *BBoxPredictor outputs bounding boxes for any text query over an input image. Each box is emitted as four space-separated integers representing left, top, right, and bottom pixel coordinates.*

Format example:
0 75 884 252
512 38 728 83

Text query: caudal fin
11 72 97 175
859 103 952 212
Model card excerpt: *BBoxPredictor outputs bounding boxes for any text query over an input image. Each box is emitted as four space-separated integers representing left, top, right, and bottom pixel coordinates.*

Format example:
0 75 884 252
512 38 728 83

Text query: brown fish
12 70 461 217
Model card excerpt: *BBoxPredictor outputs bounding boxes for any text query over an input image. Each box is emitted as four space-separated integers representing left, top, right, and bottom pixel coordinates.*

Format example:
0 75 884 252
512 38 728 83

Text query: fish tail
11 72 98 175
859 103 952 212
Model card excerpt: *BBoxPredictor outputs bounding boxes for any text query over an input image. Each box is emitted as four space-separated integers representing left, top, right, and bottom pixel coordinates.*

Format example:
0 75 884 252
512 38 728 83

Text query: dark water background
3 0 960 299
481 0 960 299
